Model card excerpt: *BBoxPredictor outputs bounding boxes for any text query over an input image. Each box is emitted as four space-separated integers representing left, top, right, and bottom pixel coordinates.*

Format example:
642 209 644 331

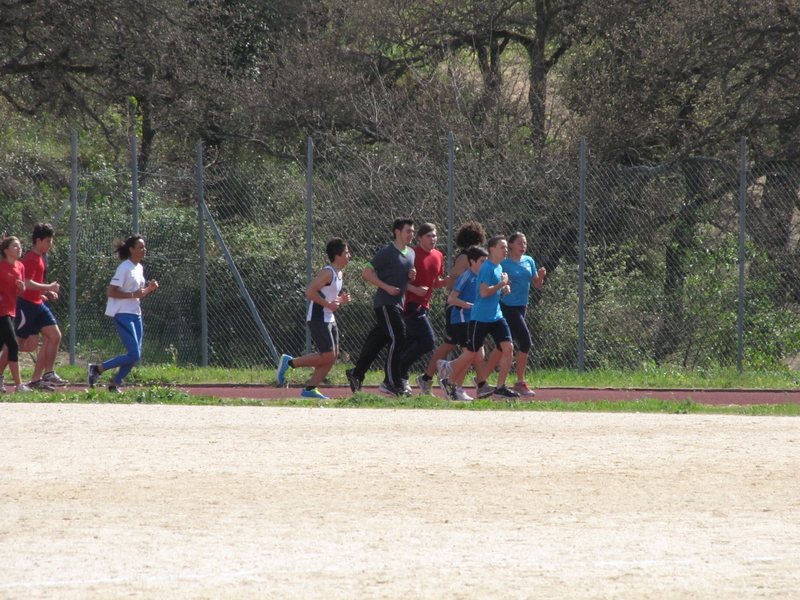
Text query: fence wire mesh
2 140 800 374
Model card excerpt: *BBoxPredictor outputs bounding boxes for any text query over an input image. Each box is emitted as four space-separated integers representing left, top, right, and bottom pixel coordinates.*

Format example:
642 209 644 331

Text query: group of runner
0 225 159 393
278 218 546 401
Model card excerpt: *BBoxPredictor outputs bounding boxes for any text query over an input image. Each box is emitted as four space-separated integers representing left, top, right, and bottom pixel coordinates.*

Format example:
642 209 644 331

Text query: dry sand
1 403 799 599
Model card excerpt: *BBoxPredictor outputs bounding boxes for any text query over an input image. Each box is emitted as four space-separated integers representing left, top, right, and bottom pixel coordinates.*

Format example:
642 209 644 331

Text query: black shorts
466 319 512 353
307 320 339 354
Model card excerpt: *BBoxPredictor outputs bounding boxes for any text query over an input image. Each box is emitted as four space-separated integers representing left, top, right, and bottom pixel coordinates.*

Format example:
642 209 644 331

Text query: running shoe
345 369 362 393
454 387 473 401
301 387 329 400
277 354 292 386
378 381 400 397
436 359 452 381
443 380 458 401
42 371 67 386
400 379 413 396
439 376 451 396
492 385 521 400
108 385 122 394
416 374 433 396
512 381 536 397
472 376 496 398
29 379 56 392
14 384 32 393
87 364 101 387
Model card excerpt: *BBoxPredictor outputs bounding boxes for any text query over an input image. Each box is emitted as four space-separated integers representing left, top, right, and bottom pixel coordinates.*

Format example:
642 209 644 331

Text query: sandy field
1 403 799 599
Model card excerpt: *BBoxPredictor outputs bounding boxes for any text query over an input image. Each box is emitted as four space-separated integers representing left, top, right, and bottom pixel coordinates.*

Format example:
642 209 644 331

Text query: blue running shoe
277 354 292 385
301 387 329 400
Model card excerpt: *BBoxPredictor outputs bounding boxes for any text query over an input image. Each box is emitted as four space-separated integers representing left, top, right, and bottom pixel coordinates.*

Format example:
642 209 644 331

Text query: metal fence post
737 137 747 373
578 137 587 373
131 135 139 234
305 137 314 355
69 132 78 365
196 141 208 367
447 132 455 272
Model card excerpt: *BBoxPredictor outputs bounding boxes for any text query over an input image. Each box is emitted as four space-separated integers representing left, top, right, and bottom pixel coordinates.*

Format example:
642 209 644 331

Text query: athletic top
500 255 537 306
367 243 416 309
450 268 478 324
20 251 47 304
105 259 146 317
470 260 503 323
307 265 342 323
404 246 444 309
0 261 24 317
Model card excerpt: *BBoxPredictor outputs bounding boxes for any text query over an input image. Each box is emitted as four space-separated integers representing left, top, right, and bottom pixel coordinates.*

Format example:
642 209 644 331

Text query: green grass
2 386 799 415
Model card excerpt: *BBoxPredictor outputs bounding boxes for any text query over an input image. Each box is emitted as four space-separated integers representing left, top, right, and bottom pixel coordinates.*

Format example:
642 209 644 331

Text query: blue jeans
103 313 143 386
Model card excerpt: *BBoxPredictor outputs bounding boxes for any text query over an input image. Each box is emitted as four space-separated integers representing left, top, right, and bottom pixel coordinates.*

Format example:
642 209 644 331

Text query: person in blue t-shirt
437 236 520 400
484 232 546 397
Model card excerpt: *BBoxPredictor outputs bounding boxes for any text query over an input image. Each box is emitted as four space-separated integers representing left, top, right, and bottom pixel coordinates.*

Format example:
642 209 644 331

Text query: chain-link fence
2 136 799 374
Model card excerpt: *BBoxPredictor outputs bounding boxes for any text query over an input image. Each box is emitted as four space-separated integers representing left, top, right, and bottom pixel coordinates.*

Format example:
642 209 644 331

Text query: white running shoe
14 384 32 393
42 371 68 386
512 381 536 397
454 387 473 401
472 376 495 398
436 359 452 381
416 375 433 395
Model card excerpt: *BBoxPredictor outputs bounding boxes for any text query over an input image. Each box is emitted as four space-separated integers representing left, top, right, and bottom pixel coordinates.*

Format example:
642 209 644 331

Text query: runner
398 223 446 394
0 236 29 393
346 219 416 397
277 238 352 399
87 235 160 393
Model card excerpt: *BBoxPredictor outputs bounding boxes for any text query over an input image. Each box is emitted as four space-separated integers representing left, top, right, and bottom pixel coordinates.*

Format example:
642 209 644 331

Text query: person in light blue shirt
485 232 546 397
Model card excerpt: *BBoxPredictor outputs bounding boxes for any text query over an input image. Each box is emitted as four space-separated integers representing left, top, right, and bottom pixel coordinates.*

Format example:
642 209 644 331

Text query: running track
171 384 800 406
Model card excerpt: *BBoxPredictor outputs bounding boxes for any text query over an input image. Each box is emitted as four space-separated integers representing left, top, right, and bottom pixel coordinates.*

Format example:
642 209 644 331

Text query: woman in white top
87 235 159 392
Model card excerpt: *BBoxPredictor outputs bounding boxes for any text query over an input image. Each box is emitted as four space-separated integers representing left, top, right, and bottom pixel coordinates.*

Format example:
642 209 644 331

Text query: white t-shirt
105 259 145 317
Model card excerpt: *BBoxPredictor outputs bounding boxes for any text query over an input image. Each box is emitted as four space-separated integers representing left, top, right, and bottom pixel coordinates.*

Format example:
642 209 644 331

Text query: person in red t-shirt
0 236 28 393
0 223 63 391
398 223 447 392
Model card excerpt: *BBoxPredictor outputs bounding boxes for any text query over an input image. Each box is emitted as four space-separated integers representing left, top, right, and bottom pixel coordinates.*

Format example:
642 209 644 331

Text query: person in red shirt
0 236 29 393
398 223 447 393
0 224 63 391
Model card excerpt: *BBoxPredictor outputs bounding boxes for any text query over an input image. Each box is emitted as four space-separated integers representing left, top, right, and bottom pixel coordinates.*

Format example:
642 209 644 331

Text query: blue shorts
466 319 512 353
307 320 339 354
15 298 58 339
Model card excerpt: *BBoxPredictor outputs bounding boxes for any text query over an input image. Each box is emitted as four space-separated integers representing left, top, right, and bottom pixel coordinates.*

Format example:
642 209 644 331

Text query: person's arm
479 272 509 298
305 268 339 312
532 266 547 289
445 254 470 288
447 288 472 310
362 265 400 296
106 280 159 299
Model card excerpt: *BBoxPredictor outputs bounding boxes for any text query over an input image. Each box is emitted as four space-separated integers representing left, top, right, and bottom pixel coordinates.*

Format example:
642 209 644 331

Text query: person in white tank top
277 238 351 399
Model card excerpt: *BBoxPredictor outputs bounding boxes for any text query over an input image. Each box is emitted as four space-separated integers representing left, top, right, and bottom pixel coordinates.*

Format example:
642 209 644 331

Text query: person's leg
495 341 514 389
0 317 22 386
382 305 407 389
101 314 143 386
298 322 338 387
351 308 393 379
399 306 436 381
32 324 61 382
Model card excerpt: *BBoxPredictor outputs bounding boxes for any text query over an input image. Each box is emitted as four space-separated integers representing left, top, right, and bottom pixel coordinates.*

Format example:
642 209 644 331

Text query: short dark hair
114 235 144 260
466 245 488 263
455 222 487 249
487 235 506 249
392 218 414 238
417 222 436 238
326 237 348 262
0 236 20 256
32 223 55 245
508 232 526 244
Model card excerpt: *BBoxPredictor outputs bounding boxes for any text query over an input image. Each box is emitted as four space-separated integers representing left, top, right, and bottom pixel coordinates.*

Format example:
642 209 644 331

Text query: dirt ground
1 404 799 600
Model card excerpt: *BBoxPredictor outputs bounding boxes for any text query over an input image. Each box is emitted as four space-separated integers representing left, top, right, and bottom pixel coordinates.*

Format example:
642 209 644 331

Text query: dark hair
417 222 436 238
326 237 348 262
392 218 414 238
508 231 526 244
455 221 487 249
466 245 488 263
114 235 144 260
0 235 20 256
487 235 506 249
32 223 55 245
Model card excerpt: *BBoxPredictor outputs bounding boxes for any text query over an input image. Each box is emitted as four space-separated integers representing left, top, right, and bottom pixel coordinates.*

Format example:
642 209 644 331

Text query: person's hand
386 286 401 296
500 272 509 285
408 268 417 280
147 280 160 292
328 300 340 312
339 292 352 305
538 267 547 278
502 285 511 295
16 279 25 293
45 291 59 302
49 281 61 293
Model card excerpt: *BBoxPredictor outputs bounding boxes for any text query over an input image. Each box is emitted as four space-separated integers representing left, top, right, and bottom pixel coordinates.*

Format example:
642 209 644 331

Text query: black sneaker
492 385 521 400
29 379 56 392
444 380 458 401
87 364 101 387
345 369 362 393
108 385 122 394
378 381 400 397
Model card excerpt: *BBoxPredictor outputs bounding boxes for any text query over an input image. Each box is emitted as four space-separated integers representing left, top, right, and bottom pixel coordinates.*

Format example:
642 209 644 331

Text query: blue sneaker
301 387 329 400
277 354 292 385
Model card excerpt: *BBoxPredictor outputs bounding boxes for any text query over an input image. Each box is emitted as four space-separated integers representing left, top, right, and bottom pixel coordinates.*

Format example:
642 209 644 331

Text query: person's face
471 255 487 272
130 239 147 262
4 239 23 261
35 236 54 254
396 224 415 246
338 246 351 266
489 240 508 262
509 235 527 256
418 230 437 252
